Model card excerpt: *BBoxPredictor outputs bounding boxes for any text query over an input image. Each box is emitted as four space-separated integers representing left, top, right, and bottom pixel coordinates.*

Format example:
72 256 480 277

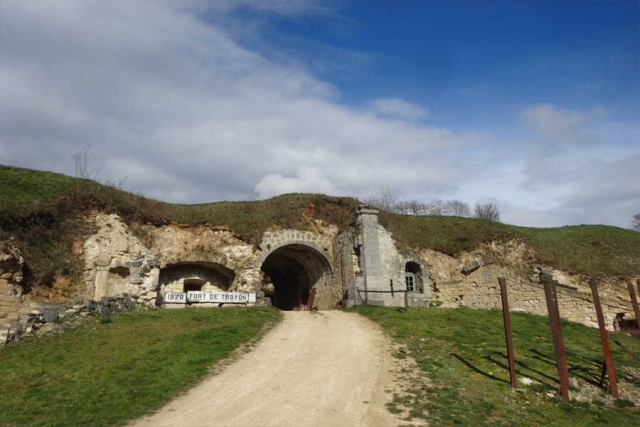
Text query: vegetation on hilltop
1 164 639 293
385 213 640 277
0 165 357 290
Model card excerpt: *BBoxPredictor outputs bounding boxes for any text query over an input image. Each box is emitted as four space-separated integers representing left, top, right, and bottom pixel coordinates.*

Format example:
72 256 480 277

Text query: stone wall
1 295 140 345
0 243 26 318
80 214 349 311
1 209 635 328
421 243 637 329
354 207 430 307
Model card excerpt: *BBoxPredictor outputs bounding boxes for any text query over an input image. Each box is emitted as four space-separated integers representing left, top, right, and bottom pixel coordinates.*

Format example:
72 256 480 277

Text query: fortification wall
0 243 25 318
1 210 636 332
421 243 636 329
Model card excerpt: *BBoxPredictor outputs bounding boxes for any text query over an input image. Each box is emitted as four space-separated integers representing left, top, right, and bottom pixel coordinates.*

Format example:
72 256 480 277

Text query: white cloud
0 1 637 229
518 103 604 144
255 166 340 198
368 98 429 121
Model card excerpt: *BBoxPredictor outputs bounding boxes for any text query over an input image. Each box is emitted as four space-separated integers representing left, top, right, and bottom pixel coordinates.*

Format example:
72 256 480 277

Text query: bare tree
394 199 415 215
633 213 640 232
422 199 447 215
365 185 399 212
474 202 501 222
446 200 471 217
72 144 101 181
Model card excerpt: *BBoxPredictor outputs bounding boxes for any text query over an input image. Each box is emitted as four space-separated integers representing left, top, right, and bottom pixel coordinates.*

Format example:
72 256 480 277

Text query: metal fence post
631 281 640 330
589 278 619 398
541 274 570 400
499 277 517 388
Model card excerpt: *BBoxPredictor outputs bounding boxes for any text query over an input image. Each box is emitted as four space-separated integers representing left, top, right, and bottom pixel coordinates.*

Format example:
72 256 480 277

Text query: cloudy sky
1 0 638 229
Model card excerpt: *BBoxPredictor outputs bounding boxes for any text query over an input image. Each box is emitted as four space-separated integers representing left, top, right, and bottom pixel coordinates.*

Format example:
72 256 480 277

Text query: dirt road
131 310 403 427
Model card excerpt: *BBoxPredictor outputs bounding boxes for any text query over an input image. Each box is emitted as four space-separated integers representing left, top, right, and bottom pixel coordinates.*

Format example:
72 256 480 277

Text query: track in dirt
132 311 402 427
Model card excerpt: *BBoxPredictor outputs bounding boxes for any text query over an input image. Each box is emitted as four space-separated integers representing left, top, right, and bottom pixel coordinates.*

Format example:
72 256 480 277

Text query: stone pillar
356 206 384 305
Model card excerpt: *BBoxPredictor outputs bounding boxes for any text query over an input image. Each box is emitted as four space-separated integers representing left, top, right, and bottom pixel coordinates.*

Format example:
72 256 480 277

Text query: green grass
351 306 640 427
0 165 76 205
385 213 640 276
0 307 281 427
2 164 639 286
0 165 357 288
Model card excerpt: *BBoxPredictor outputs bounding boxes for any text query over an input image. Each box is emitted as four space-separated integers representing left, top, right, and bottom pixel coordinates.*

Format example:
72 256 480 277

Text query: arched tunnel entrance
260 244 331 311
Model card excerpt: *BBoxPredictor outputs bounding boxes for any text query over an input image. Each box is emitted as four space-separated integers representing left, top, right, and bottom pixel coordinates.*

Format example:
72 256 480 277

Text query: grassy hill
1 164 639 291
353 306 640 426
0 305 637 426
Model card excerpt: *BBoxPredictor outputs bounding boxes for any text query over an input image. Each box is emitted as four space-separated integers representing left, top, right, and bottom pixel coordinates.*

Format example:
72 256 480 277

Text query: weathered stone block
42 307 59 323
461 261 481 275
95 257 112 267
129 275 144 284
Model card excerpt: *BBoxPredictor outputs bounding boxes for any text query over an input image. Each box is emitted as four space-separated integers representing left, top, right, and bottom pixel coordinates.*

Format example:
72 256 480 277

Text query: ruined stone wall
421 242 636 329
0 243 25 318
81 215 349 310
149 223 258 293
83 214 159 304
335 230 356 307
3 209 633 325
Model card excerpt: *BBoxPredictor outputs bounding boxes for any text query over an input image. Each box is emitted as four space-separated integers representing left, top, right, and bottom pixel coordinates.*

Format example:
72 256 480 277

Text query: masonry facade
1 207 638 332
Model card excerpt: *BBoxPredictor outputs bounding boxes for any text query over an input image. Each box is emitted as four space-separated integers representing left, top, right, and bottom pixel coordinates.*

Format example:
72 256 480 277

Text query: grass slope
352 306 640 427
2 164 639 283
0 307 280 427
385 213 640 276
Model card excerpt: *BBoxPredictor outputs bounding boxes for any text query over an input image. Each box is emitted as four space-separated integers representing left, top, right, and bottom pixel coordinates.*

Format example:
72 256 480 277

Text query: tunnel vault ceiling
261 244 331 311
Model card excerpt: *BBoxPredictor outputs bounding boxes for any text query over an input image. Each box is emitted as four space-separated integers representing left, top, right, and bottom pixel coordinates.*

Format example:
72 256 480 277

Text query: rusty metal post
541 274 570 400
628 281 640 330
404 290 408 310
498 277 517 388
589 278 619 398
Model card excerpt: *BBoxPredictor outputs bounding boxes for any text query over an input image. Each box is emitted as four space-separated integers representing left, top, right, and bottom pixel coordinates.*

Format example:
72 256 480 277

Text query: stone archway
260 244 331 311
159 261 235 297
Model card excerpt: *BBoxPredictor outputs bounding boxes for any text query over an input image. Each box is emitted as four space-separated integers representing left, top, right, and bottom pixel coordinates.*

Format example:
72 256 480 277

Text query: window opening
405 272 416 292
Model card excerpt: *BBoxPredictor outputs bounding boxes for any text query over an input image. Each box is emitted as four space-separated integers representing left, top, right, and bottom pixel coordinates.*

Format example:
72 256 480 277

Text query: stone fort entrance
260 244 331 310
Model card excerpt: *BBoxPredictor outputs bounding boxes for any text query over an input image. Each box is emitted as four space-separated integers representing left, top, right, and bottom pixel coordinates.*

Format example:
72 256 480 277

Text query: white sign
163 291 256 304
187 291 256 304
164 292 186 303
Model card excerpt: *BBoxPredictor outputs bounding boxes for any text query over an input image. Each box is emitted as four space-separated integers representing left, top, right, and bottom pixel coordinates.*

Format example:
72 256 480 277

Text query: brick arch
258 232 333 310
158 261 235 297
257 229 333 268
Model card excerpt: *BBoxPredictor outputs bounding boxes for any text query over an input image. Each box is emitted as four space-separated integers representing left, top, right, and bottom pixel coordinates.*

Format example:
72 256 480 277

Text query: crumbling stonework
1 294 140 345
83 213 159 304
77 214 351 311
0 243 26 318
1 208 636 332
421 242 635 329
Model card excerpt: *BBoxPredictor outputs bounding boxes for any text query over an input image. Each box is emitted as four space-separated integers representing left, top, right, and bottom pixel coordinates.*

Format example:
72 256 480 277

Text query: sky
0 0 638 229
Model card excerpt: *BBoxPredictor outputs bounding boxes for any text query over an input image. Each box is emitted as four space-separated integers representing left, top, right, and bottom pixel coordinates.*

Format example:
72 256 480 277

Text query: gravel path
131 310 402 427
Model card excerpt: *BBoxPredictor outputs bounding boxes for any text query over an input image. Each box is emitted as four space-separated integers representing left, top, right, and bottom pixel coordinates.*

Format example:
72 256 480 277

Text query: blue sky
0 0 638 228
263 1 638 123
